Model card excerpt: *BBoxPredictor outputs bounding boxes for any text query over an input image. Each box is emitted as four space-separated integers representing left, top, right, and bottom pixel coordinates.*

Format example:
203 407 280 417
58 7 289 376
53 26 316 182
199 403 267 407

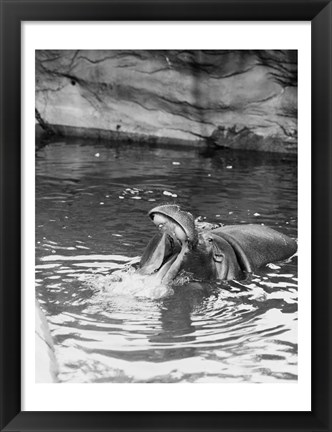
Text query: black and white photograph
3 1 332 429
35 49 299 385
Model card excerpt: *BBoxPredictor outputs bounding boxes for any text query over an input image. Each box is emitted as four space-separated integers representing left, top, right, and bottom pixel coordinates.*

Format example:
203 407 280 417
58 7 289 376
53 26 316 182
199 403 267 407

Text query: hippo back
211 224 297 272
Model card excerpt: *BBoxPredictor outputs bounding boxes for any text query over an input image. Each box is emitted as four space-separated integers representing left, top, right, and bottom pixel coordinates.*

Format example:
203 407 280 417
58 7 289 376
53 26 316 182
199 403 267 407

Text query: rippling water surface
36 139 297 383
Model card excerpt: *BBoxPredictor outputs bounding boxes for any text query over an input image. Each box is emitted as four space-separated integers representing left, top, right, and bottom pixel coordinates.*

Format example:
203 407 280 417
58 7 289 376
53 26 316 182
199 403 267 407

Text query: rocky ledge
36 50 297 153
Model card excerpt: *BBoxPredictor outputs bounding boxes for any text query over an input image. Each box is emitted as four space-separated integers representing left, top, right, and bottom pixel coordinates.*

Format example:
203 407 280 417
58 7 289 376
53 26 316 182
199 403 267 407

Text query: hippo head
138 204 240 284
138 204 297 285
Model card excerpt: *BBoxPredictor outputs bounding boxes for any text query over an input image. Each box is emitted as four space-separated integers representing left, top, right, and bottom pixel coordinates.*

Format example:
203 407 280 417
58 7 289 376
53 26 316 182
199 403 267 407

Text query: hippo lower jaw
155 242 189 285
138 231 182 284
153 251 179 283
138 232 190 285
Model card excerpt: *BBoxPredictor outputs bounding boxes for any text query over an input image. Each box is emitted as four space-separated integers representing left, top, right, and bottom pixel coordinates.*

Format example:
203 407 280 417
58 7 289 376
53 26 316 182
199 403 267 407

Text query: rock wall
35 50 297 153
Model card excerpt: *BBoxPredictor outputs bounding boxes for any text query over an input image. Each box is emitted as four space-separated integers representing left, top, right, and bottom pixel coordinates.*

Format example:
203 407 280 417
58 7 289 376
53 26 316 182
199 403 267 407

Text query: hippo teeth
213 254 223 263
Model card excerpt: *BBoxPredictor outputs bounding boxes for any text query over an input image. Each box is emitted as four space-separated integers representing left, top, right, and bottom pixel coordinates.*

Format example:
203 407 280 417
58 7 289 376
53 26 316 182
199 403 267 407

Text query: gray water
36 139 298 383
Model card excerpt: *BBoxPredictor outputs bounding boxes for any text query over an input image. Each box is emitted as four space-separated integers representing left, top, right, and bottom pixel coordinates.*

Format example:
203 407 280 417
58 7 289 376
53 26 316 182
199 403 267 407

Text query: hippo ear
207 234 243 280
213 224 297 270
210 239 229 280
215 233 254 274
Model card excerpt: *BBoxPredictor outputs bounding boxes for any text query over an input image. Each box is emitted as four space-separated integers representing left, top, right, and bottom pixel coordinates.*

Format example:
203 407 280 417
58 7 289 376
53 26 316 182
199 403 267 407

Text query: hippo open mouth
138 230 184 284
150 234 181 281
138 205 196 284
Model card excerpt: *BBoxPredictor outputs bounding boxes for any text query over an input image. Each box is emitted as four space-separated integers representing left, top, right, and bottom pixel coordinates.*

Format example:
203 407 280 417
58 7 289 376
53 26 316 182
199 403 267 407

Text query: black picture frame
1 1 331 431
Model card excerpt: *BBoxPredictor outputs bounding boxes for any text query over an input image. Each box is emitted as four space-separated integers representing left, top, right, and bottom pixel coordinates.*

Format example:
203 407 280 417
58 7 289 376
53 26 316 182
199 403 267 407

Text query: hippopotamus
138 204 297 284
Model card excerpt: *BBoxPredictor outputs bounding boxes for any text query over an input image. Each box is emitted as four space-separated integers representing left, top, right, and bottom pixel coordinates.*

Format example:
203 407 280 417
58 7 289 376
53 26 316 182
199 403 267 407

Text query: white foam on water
81 268 174 300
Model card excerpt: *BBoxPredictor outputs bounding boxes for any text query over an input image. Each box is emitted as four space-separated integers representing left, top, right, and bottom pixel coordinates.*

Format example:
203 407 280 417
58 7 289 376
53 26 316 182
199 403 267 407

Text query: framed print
1 1 331 431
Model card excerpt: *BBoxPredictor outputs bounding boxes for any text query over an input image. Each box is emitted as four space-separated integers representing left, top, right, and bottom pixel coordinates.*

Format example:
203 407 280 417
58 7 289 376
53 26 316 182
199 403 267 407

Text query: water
36 139 298 383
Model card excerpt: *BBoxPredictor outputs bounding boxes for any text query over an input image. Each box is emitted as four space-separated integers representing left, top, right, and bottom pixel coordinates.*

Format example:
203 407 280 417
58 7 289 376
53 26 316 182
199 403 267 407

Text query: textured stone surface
36 50 297 153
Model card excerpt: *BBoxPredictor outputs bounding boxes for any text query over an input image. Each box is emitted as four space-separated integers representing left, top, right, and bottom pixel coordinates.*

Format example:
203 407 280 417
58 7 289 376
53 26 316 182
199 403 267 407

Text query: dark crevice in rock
207 65 258 80
247 92 281 105
38 60 82 87
167 127 207 140
255 51 297 88
76 53 124 65
36 86 66 94
67 50 80 72
75 51 149 66
278 112 298 119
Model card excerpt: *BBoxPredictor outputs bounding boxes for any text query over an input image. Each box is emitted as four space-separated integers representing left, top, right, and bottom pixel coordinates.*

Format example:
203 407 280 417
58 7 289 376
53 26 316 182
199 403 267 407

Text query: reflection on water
36 139 297 383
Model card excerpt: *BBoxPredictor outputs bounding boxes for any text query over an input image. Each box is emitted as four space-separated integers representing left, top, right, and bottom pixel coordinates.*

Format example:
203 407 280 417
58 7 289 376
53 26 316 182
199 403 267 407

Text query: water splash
80 267 175 300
